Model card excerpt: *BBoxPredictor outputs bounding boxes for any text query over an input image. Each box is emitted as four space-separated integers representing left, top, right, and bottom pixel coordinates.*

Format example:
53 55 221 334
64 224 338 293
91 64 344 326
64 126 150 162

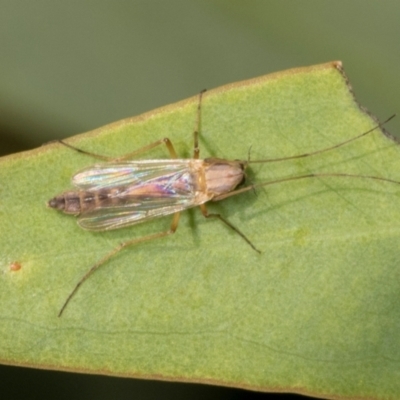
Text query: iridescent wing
72 160 192 190
72 160 203 231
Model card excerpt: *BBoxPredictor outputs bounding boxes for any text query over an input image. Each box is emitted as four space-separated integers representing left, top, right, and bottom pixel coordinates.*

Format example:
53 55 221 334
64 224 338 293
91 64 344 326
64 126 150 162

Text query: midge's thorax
47 158 246 230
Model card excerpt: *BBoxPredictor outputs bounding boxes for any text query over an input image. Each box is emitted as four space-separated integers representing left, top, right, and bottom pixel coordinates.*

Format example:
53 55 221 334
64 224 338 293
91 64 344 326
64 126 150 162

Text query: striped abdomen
47 187 130 215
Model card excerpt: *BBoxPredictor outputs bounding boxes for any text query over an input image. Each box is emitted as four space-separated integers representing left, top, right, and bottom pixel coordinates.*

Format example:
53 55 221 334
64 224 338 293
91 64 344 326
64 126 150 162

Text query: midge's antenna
213 172 400 202
248 114 396 164
49 89 398 317
210 113 399 201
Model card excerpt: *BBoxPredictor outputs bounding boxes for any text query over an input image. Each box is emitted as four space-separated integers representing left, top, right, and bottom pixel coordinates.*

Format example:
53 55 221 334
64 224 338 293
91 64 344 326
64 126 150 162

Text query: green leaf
1 61 400 399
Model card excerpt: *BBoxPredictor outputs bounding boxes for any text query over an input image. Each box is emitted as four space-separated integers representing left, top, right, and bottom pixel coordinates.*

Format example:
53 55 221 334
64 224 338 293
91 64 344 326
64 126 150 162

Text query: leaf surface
1 62 400 399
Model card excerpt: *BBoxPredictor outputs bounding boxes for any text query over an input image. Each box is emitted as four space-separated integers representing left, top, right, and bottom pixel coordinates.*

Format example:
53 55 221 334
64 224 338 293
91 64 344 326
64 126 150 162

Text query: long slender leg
58 212 181 317
54 137 178 161
193 89 206 159
199 204 260 253
116 138 178 160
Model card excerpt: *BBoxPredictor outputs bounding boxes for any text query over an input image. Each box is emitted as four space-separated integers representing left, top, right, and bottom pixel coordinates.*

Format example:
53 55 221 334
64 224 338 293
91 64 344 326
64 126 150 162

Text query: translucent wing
72 160 192 190
73 160 207 231
78 199 192 231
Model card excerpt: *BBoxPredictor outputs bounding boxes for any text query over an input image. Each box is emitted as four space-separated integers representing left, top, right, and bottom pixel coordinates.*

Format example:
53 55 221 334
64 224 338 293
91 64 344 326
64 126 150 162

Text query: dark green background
1 2 399 399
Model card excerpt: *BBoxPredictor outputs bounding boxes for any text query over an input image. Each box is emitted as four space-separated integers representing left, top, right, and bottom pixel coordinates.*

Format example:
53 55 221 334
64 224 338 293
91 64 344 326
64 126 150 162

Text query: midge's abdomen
47 188 131 215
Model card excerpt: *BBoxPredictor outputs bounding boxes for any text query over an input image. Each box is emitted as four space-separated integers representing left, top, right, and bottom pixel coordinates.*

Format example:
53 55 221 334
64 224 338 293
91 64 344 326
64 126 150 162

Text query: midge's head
203 158 247 197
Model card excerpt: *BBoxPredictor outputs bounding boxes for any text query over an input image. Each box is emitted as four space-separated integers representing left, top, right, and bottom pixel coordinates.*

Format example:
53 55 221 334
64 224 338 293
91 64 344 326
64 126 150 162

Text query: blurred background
1 1 399 399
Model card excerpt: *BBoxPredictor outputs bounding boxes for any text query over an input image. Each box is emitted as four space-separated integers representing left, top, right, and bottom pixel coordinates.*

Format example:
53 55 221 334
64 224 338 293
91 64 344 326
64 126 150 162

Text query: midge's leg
54 136 178 161
199 204 261 253
58 212 181 317
192 92 260 253
53 89 208 162
193 89 206 159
